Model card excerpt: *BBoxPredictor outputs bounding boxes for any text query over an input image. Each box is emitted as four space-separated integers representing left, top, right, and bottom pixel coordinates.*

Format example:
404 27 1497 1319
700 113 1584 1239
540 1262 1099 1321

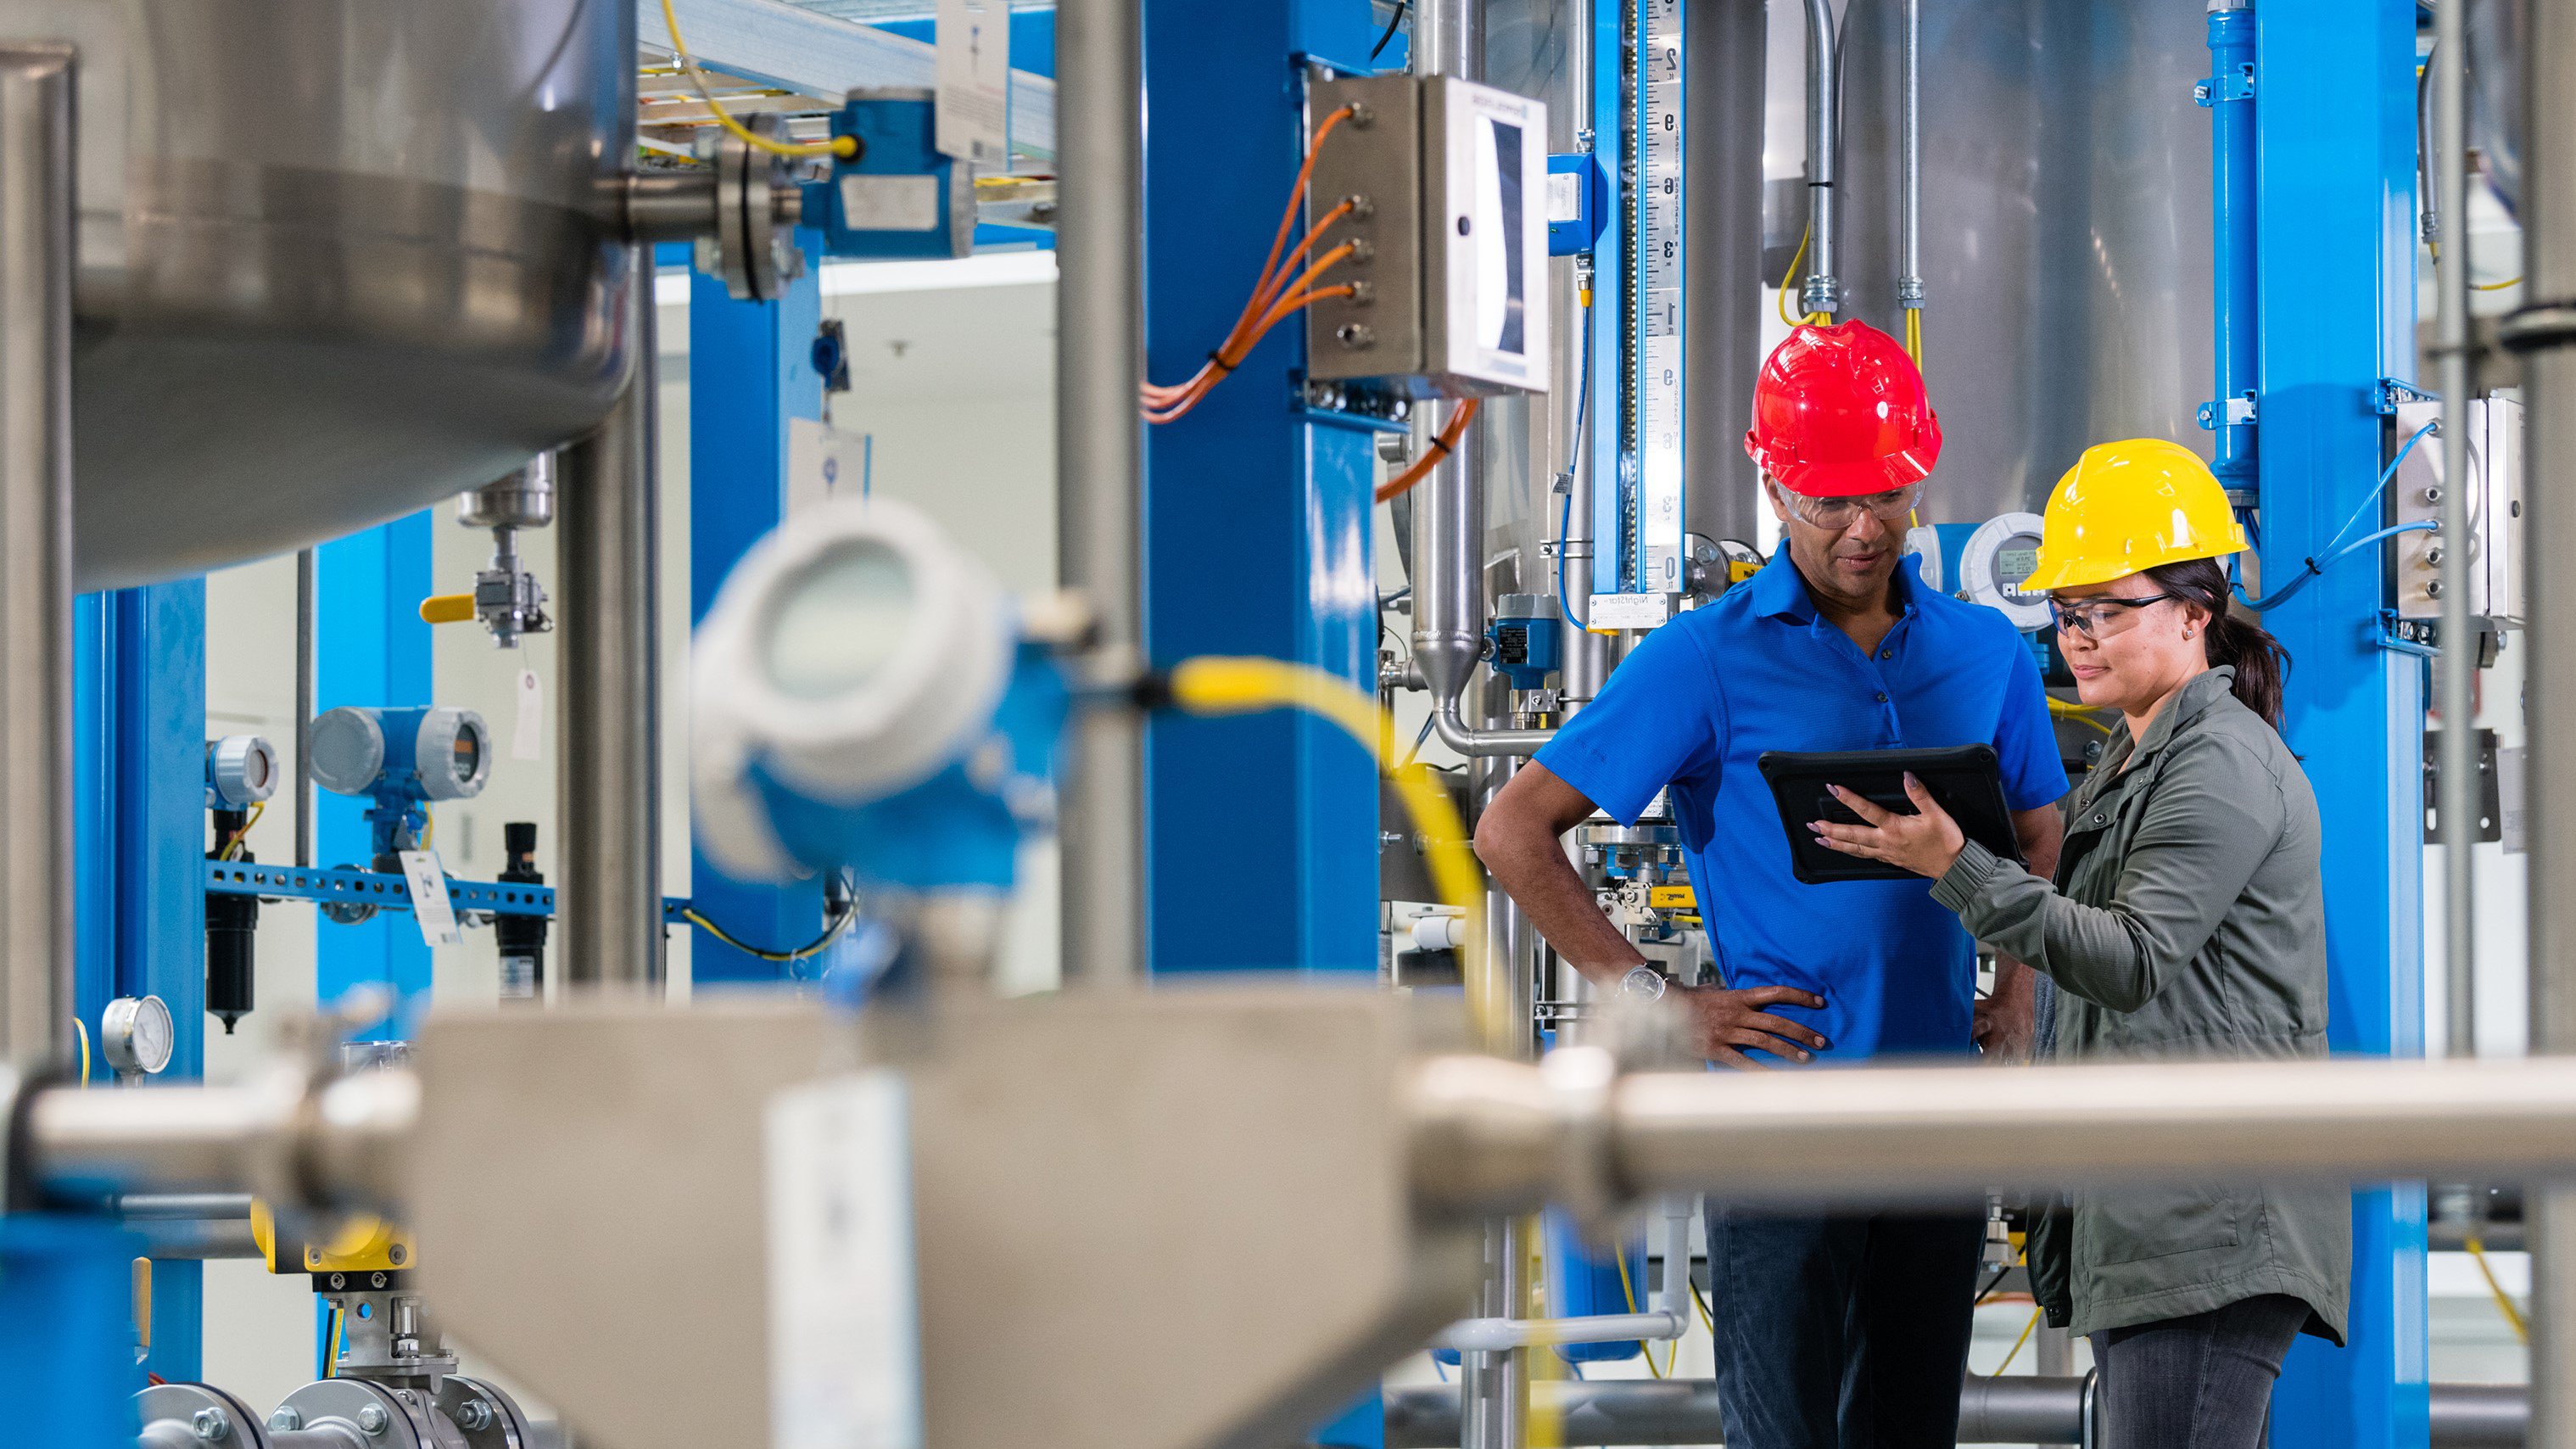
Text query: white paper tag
838 174 942 232
935 0 1009 164
512 669 545 762
398 851 463 948
768 1071 924 1449
1546 169 1582 224
787 418 873 516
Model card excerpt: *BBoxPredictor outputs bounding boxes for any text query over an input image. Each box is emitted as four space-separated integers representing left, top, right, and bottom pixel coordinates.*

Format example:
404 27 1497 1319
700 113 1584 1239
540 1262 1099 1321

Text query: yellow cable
2465 1236 2529 1342
683 905 855 963
659 0 858 159
1614 1250 1668 1379
416 811 434 853
1164 657 1487 1038
74 1014 89 1085
2473 276 2523 292
2048 697 2115 737
220 801 265 861
1988 1306 2042 1375
1777 224 1812 328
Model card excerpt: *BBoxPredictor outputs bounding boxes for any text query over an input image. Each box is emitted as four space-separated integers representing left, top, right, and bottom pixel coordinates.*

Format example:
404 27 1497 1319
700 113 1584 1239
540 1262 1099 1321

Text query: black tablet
1757 744 2026 885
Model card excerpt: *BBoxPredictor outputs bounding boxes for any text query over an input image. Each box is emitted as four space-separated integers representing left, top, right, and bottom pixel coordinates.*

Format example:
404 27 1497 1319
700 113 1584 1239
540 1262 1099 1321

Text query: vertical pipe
2518 0 2576 1429
1556 0 1605 711
1679 0 1766 553
1055 0 1147 989
293 548 314 868
555 254 662 991
1797 0 1840 316
2206 1 2259 496
2431 0 2474 1063
0 47 74 1067
1897 0 1922 316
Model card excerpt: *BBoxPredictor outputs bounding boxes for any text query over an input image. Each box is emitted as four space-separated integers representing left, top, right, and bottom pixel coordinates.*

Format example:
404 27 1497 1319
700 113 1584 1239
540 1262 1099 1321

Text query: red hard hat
1743 320 1942 498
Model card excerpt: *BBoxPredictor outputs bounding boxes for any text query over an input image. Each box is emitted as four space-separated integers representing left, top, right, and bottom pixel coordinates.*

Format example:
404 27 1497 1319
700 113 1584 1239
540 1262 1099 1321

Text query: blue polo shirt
1536 550 2068 1060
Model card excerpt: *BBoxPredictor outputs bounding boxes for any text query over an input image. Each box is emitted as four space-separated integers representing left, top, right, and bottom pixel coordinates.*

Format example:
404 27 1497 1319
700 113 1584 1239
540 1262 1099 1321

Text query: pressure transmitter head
204 734 280 809
311 706 491 859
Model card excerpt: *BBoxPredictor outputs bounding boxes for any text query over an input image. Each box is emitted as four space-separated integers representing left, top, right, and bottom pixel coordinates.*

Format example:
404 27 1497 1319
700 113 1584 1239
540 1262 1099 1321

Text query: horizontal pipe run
1383 1379 2524 1447
1433 707 1555 758
1435 1310 1685 1353
115 1191 253 1220
130 1218 262 1261
1411 1050 2576 1219
26 1070 416 1214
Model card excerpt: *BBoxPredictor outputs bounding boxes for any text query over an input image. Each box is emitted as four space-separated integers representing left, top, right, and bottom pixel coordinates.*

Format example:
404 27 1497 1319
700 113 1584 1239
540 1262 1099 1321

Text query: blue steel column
2254 2 2428 1443
2205 3 2258 496
316 517 435 1033
687 242 827 982
1586 0 1626 600
69 581 207 1381
1140 1 1386 976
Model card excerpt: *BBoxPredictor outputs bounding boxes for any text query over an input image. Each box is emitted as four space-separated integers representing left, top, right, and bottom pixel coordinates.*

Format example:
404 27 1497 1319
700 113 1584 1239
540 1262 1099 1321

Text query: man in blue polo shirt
1476 321 2066 1449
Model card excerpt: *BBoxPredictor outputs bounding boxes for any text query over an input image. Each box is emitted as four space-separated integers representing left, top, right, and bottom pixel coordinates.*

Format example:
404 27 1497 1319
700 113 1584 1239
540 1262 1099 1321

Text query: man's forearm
1476 824 1646 987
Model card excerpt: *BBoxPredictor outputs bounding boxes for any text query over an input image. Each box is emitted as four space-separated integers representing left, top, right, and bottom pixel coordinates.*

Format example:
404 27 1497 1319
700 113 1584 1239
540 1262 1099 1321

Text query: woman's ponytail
2144 557 2291 731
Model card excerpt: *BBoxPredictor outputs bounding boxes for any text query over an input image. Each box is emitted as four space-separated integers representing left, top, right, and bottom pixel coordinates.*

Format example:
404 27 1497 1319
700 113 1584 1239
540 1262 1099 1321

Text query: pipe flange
137 1381 271 1449
1540 1043 1623 1244
276 1379 434 1449
437 1375 537 1449
710 119 812 303
2497 301 2576 353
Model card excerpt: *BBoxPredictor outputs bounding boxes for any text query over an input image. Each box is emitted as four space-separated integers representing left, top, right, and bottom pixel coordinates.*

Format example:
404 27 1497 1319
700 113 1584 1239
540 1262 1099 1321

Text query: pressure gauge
1958 512 2053 632
101 994 175 1079
204 734 279 808
694 495 1014 880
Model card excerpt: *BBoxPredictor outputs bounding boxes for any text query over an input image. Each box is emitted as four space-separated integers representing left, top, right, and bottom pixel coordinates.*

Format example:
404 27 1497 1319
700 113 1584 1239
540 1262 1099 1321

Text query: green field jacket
1929 666 2350 1344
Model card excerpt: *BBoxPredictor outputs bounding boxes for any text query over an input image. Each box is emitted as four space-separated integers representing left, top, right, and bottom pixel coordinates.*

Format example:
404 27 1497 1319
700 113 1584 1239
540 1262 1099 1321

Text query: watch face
1623 966 1667 1000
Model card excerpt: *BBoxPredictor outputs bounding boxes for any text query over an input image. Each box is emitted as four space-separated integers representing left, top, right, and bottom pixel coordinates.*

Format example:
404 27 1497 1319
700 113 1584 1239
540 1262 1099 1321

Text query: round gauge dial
102 994 175 1077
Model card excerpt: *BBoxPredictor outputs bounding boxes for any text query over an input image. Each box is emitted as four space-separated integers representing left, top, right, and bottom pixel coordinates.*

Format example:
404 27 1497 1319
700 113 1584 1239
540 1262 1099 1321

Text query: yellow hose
1164 656 1489 1039
657 0 857 159
2465 1236 2529 1342
2048 697 2115 737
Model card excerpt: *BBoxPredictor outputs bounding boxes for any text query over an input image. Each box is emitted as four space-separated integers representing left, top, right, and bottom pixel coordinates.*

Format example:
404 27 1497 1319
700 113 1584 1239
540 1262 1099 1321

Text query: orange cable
1376 399 1482 502
1145 285 1358 424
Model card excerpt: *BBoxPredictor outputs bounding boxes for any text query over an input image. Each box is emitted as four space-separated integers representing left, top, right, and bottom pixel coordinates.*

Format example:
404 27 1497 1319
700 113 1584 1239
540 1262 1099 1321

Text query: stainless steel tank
1833 0 2217 523
28 0 634 588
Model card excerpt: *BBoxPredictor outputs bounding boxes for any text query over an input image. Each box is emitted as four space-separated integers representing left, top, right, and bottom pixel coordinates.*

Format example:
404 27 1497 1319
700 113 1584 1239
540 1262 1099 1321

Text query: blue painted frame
1140 0 1383 977
686 243 830 982
70 581 208 1382
2252 3 2429 1442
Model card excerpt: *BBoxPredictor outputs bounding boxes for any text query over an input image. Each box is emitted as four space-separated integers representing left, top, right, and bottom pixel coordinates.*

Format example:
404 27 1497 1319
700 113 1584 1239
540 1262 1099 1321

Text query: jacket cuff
1931 839 2008 915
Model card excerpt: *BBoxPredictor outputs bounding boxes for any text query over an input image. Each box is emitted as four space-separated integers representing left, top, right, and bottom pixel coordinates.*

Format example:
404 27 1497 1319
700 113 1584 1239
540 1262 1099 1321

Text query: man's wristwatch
1619 965 1670 1002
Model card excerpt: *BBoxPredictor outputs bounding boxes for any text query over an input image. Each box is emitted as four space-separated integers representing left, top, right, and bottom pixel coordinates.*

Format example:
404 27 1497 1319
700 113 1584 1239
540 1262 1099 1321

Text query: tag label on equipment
512 669 545 763
768 1071 924 1449
397 851 462 948
935 0 1009 164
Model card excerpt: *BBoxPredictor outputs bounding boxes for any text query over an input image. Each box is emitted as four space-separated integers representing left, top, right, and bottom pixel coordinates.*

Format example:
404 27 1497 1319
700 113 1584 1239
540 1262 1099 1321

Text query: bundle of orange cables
1141 106 1365 425
1375 398 1479 502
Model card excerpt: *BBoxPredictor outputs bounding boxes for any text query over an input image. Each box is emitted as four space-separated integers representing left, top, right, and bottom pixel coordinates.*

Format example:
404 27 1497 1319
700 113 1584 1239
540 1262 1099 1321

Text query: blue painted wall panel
2253 2 2428 1442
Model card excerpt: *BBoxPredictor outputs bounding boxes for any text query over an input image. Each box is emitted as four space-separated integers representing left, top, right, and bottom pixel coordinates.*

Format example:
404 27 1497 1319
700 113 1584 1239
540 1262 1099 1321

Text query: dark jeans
2091 1294 2311 1449
1706 1206 1986 1449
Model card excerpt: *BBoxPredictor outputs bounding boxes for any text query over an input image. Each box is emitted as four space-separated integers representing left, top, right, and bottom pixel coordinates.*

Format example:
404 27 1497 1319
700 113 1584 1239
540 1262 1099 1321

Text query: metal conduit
1797 0 1841 316
0 45 73 1070
1054 0 1147 988
2434 0 2477 1064
1384 1378 2527 1446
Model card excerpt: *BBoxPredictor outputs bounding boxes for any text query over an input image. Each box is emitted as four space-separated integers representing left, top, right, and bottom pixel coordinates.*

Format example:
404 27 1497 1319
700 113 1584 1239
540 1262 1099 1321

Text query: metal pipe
2433 0 2475 1066
2205 2 2259 495
1434 1309 1683 1353
0 46 74 1069
1797 0 1841 316
1054 0 1147 989
116 1192 253 1221
1410 1050 2576 1220
26 1069 416 1214
2513 0 2576 1433
1414 416 1553 758
1897 0 1922 314
1679 0 1767 556
294 547 315 868
1386 1378 2523 1446
1557 0 1607 712
555 250 662 991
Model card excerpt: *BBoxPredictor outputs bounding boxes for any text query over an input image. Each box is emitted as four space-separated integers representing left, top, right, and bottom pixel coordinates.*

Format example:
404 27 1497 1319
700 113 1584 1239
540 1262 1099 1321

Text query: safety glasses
2048 592 2182 641
1776 481 1926 530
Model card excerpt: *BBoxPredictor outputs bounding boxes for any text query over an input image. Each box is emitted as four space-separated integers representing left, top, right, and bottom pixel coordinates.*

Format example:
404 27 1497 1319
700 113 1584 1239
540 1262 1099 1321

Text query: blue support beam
1585 0 1627 597
70 581 207 1381
688 244 830 982
0 1216 142 1448
2252 3 2428 1442
1141 0 1385 977
316 516 435 1037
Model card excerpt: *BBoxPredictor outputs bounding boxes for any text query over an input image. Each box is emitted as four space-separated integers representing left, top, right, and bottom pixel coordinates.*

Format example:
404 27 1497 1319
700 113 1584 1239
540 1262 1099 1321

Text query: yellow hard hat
2021 438 2249 591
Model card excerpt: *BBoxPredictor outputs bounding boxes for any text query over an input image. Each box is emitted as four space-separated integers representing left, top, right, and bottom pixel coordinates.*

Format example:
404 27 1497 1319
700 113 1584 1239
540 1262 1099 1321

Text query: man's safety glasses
1774 481 1927 530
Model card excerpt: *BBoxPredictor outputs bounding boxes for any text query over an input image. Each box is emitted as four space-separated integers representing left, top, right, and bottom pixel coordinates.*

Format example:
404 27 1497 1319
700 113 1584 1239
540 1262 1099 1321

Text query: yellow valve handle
420 594 475 625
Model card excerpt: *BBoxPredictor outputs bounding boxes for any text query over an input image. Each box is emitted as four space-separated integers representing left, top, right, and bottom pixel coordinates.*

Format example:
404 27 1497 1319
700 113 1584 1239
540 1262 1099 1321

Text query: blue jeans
2091 1294 2310 1449
1706 1206 1986 1449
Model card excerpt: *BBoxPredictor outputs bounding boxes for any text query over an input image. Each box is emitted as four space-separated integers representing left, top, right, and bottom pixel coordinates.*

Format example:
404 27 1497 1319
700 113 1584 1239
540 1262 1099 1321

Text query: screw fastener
454 1401 495 1431
192 1407 231 1441
359 1404 390 1435
269 1408 304 1431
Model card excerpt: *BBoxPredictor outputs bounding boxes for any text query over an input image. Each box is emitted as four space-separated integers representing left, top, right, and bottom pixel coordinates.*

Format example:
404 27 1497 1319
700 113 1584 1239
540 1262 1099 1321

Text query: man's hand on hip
1972 973 2037 1063
1671 983 1830 1070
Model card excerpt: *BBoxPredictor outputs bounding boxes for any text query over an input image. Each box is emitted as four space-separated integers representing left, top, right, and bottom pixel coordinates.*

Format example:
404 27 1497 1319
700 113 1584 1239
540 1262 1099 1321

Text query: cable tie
1204 350 1236 378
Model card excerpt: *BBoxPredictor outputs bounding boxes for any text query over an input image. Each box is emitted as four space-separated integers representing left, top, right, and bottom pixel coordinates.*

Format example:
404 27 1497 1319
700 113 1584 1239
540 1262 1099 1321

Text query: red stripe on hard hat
1743 320 1942 499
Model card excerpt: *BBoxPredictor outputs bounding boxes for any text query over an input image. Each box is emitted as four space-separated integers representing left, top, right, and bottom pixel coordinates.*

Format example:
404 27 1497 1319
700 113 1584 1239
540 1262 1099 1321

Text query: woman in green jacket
1808 438 2348 1449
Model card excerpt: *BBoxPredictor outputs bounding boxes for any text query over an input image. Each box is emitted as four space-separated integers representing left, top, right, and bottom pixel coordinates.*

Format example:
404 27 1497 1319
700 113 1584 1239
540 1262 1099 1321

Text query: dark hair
2142 557 2290 731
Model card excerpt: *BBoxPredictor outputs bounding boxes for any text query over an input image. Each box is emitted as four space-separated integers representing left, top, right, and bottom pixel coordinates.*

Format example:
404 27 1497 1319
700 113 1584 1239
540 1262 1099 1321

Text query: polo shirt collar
1748 546 1925 624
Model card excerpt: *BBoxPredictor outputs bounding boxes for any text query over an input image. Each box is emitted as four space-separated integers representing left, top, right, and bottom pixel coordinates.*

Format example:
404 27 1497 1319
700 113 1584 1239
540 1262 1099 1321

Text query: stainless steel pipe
1898 0 1923 313
1680 0 1768 553
1055 0 1147 989
1412 417 1552 758
1411 1050 2576 1219
2514 0 2576 1435
1386 1378 2526 1447
2434 0 2475 1063
0 46 72 1069
555 252 663 991
26 1069 416 1215
1798 0 1841 316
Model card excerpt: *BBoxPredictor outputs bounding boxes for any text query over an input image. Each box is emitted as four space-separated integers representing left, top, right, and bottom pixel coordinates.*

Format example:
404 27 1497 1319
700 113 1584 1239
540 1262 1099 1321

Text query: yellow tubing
419 594 476 625
2465 1236 2529 1342
657 0 858 159
1164 656 1489 1040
